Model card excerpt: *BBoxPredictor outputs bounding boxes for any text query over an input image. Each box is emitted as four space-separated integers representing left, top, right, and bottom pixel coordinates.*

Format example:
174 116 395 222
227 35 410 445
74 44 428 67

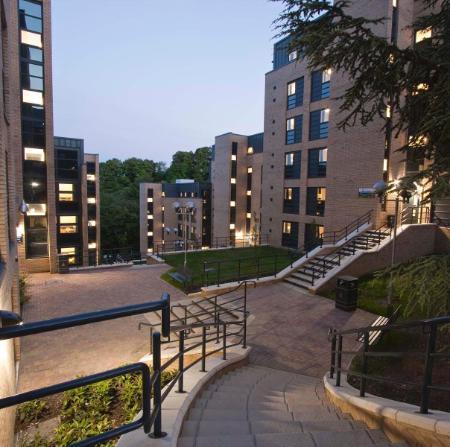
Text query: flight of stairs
178 365 405 447
284 228 391 291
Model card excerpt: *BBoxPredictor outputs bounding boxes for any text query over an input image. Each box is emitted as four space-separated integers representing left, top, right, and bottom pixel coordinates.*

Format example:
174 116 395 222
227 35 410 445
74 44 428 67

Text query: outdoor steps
178 365 404 447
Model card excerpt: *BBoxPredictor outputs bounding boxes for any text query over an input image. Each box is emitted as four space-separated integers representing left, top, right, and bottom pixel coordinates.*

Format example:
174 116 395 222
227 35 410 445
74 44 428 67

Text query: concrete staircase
178 365 406 447
284 228 392 291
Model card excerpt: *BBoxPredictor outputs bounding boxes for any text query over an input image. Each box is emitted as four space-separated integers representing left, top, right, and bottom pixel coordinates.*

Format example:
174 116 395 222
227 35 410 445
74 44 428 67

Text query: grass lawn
161 245 298 290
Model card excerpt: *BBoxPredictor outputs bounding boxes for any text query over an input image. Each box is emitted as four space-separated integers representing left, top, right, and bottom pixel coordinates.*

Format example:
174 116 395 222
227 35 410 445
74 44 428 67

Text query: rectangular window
308 148 327 178
24 147 45 161
283 187 300 214
306 187 326 216
287 77 304 109
22 89 43 105
87 174 96 181
311 70 331 102
305 223 325 249
21 30 42 48
284 151 301 179
309 109 329 140
27 203 46 216
282 221 299 248
60 216 76 224
19 0 43 17
415 27 432 43
288 50 297 62
59 224 77 234
87 197 96 204
21 44 43 62
88 242 97 249
59 192 73 202
286 115 302 144
88 220 96 227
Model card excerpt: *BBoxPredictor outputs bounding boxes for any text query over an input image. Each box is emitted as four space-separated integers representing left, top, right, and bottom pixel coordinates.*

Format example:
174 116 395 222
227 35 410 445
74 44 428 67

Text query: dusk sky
52 0 284 163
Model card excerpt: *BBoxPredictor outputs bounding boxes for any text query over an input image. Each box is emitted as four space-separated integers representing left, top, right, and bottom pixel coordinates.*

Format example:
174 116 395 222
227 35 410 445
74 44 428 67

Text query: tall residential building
210 133 264 243
54 136 101 267
140 180 211 257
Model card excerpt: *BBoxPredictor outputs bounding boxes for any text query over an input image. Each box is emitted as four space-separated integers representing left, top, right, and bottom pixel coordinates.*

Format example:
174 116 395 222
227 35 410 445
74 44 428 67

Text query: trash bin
58 254 70 274
387 214 396 228
335 276 358 311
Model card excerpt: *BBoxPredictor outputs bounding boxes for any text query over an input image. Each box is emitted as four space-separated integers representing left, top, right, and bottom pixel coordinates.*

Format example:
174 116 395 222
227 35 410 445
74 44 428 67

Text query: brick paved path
18 264 185 392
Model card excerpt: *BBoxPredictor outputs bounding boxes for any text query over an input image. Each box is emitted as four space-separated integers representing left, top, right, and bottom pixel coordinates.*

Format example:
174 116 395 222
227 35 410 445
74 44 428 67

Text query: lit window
285 153 294 166
246 213 251 219
27 203 46 216
415 27 432 43
322 68 332 83
60 216 76 224
21 30 42 48
392 0 397 6
284 188 293 200
87 174 96 181
31 181 39 187
288 50 297 62
161 206 165 211
60 247 75 255
59 183 73 192
161 192 165 197
283 222 292 234
383 159 388 172
320 109 330 123
287 118 295 131
59 192 73 202
319 148 328 163
287 81 296 96
87 197 96 204
147 197 153 202
231 154 237 161
413 83 429 95
23 89 43 105
24 147 45 162
147 231 153 236
231 178 236 184
88 220 96 227
386 105 391 118
247 167 253 173
88 242 97 249
230 201 236 207
229 223 235 230
148 214 154 219
247 147 254 154
60 225 77 234
317 187 326 201
246 190 251 196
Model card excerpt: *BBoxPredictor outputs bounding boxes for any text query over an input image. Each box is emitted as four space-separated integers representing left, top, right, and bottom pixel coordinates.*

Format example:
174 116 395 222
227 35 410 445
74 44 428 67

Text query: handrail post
216 310 220 344
274 255 277 277
151 331 165 438
238 259 241 282
360 332 369 397
161 293 171 339
217 262 221 287
201 326 207 372
330 332 337 379
257 257 260 279
420 323 437 414
222 323 227 360
243 282 248 349
336 335 343 387
322 258 326 278
177 330 185 393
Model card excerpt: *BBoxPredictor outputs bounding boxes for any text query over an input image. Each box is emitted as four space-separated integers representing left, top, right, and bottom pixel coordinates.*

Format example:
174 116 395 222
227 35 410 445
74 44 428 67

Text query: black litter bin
58 254 70 274
335 276 358 311
387 214 396 228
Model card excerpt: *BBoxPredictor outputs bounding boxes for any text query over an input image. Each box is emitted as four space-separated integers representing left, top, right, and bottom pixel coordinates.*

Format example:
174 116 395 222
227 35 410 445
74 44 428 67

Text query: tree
274 0 450 201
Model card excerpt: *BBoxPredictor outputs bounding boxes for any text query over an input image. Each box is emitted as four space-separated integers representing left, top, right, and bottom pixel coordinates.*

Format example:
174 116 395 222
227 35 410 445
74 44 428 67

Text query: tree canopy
100 148 211 250
274 0 450 201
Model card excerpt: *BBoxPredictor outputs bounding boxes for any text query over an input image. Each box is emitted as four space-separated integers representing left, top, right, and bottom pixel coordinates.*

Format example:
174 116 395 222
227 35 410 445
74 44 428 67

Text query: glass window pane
21 15 42 33
60 216 77 224
21 30 42 48
19 0 42 18
287 81 296 96
24 147 45 162
21 45 43 62
23 89 43 105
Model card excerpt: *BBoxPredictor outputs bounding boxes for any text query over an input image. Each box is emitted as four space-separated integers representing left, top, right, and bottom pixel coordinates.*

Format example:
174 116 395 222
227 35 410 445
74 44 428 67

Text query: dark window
19 0 42 18
230 184 236 201
25 215 48 258
86 162 96 174
304 223 324 249
311 70 330 102
22 103 44 121
19 13 42 33
308 148 327 178
287 77 304 109
281 221 298 248
21 44 43 62
306 187 326 216
56 149 79 179
283 187 300 214
284 151 301 179
286 115 302 145
309 109 329 140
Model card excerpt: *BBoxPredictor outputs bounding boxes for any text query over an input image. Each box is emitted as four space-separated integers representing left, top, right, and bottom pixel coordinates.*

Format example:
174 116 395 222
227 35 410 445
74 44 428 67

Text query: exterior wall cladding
261 0 420 250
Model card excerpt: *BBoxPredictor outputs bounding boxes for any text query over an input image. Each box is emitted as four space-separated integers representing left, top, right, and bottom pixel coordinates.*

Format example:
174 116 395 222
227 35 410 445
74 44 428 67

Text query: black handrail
329 315 450 414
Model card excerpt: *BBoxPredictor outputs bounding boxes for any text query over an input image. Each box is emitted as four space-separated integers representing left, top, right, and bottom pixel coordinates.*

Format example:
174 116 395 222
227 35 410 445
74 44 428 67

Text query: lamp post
172 201 196 271
373 180 412 313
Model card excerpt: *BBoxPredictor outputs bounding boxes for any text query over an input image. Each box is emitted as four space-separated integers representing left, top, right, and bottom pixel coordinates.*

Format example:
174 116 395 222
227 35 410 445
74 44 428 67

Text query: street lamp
172 201 196 270
373 179 412 312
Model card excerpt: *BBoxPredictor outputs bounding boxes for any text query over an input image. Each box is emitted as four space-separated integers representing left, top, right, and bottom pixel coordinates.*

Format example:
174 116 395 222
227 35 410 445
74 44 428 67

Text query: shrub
17 399 48 425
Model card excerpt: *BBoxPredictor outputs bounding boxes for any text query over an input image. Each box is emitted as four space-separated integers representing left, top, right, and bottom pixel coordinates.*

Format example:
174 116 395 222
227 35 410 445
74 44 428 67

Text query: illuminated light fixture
162 223 165 227
88 242 97 249
161 206 165 211
246 213 251 219
31 181 39 187
415 27 432 43
229 223 235 230
230 201 236 207
231 178 236 184
413 83 429 95
247 167 253 173
246 190 251 196
147 231 153 236
147 248 154 253
247 147 254 154
147 197 153 202
161 192 165 197
231 154 237 161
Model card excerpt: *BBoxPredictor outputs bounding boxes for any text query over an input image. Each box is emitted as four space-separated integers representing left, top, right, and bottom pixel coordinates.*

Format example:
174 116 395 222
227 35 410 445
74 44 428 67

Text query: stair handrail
329 315 450 415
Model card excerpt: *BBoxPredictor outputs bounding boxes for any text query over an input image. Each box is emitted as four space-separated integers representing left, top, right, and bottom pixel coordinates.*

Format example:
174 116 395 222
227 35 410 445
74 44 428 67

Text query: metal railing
328 316 450 414
400 206 431 225
202 251 301 287
100 247 141 265
154 234 269 258
0 286 250 445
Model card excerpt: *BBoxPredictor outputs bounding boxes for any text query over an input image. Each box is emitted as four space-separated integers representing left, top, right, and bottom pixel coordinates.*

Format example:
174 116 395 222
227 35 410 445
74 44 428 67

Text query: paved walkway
246 282 376 377
18 264 185 392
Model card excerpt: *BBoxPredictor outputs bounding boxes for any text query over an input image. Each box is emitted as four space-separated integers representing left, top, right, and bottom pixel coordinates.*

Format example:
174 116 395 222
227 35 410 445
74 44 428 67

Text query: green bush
17 399 48 424
19 274 30 305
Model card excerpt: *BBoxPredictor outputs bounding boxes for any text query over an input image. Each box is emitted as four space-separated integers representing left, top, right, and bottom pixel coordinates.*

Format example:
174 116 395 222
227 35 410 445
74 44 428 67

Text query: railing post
151 331 166 438
217 262 221 287
216 309 220 344
161 293 171 339
238 259 241 282
243 283 247 349
322 258 326 278
360 332 369 397
201 326 207 372
330 331 337 379
336 335 343 387
177 330 185 393
274 255 277 277
222 323 227 360
420 323 437 414
257 257 260 279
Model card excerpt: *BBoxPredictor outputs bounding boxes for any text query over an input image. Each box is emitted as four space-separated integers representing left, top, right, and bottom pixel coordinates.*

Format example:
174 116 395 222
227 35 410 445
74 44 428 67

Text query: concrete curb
323 373 450 446
117 346 251 447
